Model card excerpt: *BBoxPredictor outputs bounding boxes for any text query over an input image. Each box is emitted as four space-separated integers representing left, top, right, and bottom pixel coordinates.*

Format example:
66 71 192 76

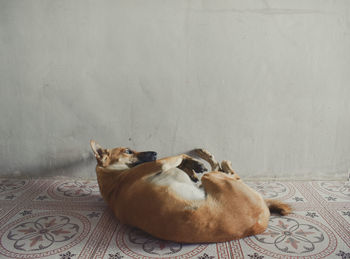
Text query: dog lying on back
90 140 291 243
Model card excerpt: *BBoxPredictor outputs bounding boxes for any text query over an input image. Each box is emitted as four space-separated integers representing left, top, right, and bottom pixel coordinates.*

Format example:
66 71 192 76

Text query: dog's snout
149 151 157 158
137 151 157 162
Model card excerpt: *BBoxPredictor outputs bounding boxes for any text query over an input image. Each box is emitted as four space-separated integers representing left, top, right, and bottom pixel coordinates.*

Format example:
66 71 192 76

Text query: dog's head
90 140 157 170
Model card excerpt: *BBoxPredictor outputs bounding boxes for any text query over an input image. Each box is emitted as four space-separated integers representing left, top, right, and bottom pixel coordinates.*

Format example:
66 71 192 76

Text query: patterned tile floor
0 178 349 259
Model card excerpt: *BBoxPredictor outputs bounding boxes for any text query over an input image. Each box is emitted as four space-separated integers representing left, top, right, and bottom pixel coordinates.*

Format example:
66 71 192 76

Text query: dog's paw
190 173 199 182
184 159 207 174
194 161 207 173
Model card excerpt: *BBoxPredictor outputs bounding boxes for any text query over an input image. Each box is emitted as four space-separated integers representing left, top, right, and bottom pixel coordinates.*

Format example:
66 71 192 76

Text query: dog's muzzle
131 151 157 167
137 151 157 162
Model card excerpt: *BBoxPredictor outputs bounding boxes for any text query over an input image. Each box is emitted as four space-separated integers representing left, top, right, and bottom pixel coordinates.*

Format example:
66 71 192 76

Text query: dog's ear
90 140 107 162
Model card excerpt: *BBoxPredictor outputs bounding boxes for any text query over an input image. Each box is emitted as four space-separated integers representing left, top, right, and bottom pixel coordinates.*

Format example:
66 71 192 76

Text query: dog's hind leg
194 149 220 171
221 160 241 180
195 149 240 180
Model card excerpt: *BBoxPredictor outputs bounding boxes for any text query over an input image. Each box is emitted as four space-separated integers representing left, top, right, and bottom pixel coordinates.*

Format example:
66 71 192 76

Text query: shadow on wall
0 147 208 179
1 152 96 178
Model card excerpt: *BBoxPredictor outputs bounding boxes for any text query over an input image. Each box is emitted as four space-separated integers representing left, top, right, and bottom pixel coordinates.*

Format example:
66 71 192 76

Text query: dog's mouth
131 151 157 167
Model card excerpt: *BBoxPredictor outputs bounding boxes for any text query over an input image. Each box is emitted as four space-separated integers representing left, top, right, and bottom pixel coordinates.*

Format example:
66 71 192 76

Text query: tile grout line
215 241 230 259
92 213 119 259
78 209 114 259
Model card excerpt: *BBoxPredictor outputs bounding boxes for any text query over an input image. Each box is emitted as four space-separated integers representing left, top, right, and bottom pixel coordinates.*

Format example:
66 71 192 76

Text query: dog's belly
147 168 205 201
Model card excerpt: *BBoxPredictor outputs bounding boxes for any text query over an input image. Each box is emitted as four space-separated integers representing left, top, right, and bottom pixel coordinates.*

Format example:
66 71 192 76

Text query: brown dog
90 140 291 243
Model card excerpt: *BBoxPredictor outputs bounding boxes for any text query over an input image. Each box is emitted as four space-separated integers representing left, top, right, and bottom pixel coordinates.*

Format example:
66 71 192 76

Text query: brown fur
90 141 291 243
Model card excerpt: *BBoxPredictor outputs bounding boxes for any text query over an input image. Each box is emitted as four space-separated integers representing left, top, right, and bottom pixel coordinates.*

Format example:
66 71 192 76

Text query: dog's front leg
160 154 206 174
129 155 189 179
129 155 206 181
177 155 207 182
158 154 188 171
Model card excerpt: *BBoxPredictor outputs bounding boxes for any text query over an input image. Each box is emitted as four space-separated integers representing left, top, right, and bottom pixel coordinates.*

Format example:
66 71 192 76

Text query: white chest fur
147 168 206 201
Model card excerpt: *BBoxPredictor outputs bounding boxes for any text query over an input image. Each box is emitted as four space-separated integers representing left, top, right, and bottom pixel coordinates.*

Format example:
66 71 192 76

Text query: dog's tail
265 199 292 215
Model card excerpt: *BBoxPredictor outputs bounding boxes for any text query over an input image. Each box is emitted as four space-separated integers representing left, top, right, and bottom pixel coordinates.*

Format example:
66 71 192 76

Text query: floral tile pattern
115 226 208 258
245 214 336 258
0 178 34 201
0 179 28 193
246 181 295 200
33 179 102 202
312 181 350 202
0 178 349 258
2 213 88 256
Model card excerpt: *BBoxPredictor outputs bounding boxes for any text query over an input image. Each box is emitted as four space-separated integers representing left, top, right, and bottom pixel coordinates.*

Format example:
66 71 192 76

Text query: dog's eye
124 149 133 154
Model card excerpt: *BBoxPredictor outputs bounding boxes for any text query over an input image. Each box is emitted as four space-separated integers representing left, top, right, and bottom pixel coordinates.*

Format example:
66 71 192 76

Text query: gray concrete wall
1 0 350 179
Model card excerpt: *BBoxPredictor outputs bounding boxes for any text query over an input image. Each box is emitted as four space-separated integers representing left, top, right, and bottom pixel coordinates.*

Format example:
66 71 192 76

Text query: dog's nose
146 151 157 160
137 151 157 162
149 151 157 158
